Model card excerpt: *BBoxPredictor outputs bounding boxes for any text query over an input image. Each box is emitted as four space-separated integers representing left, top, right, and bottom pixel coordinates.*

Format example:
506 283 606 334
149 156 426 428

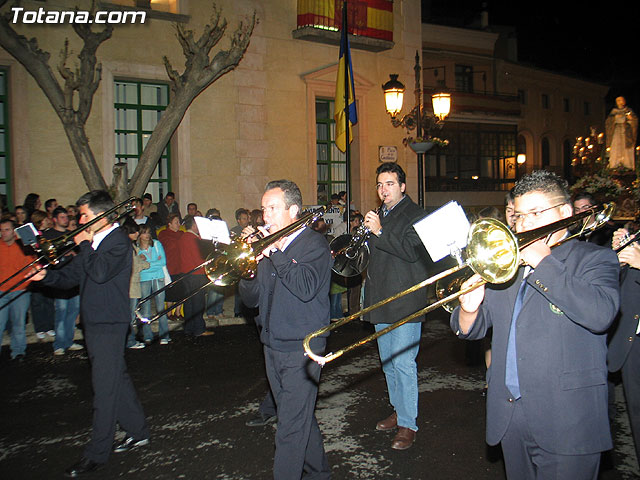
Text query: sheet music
194 216 231 244
413 201 470 262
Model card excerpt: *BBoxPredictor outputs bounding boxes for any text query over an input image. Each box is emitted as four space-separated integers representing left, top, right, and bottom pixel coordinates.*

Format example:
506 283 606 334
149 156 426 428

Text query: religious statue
605 96 638 170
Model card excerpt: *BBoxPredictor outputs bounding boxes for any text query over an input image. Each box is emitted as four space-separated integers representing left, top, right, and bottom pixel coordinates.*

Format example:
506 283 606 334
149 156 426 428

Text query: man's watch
377 228 383 236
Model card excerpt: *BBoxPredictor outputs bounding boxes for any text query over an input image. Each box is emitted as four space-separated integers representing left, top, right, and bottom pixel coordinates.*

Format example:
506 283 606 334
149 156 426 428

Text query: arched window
541 137 550 167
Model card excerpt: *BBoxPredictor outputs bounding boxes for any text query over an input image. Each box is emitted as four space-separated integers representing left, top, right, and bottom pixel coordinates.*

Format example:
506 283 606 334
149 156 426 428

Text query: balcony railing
293 0 394 52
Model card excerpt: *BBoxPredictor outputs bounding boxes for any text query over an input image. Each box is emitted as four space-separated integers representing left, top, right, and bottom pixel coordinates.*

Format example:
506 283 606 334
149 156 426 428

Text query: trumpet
0 197 135 298
613 228 640 253
303 203 615 365
136 206 327 323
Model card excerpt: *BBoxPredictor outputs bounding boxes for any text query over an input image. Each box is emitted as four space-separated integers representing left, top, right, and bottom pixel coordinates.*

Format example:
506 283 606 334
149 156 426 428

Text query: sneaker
54 348 65 356
128 342 145 349
68 343 84 351
160 338 170 345
36 332 46 340
113 436 149 453
46 330 56 337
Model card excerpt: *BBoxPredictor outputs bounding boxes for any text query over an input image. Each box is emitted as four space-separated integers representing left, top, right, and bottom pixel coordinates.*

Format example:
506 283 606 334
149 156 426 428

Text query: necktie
505 273 530 399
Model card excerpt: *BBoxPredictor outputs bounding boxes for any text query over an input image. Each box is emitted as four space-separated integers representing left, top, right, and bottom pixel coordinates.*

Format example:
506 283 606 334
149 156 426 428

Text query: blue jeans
140 278 169 341
330 293 343 319
206 286 225 316
53 296 80 350
0 290 30 358
375 322 422 431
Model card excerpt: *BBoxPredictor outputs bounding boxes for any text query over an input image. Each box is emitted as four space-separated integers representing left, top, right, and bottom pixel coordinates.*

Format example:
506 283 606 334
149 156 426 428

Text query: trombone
303 203 615 365
136 206 327 324
0 197 135 298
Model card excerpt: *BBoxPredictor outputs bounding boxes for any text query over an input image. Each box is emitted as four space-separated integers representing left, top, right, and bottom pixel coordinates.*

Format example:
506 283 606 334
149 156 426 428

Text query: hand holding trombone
303 202 615 365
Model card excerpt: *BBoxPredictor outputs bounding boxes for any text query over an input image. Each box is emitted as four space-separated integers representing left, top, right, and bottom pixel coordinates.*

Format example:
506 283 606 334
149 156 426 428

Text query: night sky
423 0 639 110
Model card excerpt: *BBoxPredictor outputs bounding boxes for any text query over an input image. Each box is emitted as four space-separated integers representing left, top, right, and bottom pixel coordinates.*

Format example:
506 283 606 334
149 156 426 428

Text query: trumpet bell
330 234 370 277
204 242 258 287
466 218 519 284
435 218 519 313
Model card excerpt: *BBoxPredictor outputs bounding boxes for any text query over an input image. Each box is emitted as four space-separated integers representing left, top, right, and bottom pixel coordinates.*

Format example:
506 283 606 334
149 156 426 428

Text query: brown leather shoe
391 427 416 450
375 412 397 431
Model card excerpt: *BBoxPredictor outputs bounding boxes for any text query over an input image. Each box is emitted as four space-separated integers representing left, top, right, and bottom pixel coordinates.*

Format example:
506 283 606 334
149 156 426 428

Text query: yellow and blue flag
334 20 357 153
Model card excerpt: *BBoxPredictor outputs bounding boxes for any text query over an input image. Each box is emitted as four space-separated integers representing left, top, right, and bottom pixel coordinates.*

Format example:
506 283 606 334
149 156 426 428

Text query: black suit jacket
239 227 332 352
608 267 640 372
452 240 620 455
41 227 132 331
364 195 432 324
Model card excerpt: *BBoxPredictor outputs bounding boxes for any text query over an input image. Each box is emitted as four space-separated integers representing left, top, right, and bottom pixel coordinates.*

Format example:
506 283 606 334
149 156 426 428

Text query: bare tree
129 6 255 197
0 1 255 200
0 0 111 191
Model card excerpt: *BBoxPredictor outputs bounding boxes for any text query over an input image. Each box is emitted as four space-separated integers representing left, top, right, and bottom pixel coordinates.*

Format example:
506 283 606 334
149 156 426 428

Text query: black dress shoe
113 435 150 453
65 457 103 477
245 414 277 427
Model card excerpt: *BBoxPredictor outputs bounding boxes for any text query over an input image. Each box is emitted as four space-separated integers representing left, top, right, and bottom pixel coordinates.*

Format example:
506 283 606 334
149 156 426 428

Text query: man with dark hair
230 208 250 238
571 192 616 246
42 206 82 355
32 190 149 477
45 198 58 217
182 202 198 229
156 191 181 226
453 170 620 479
141 193 157 218
239 179 332 479
505 189 516 230
363 161 432 450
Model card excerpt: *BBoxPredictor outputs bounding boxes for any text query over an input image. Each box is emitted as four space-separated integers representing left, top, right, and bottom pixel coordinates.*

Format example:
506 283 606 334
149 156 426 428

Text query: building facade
0 0 608 223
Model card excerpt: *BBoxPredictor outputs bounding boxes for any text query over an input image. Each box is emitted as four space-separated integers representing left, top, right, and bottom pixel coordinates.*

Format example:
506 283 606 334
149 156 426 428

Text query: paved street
1 311 639 479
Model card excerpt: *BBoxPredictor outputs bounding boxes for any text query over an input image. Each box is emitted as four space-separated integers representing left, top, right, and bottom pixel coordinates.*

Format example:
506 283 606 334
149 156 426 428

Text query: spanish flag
334 9 357 153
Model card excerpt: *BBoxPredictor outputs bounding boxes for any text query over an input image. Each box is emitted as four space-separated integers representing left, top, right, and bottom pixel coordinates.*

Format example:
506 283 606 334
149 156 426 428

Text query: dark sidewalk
1 314 638 479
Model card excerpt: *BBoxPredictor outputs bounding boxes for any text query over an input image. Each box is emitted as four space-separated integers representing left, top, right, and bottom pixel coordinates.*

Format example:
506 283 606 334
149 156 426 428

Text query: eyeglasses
376 181 398 190
574 204 594 214
513 203 565 223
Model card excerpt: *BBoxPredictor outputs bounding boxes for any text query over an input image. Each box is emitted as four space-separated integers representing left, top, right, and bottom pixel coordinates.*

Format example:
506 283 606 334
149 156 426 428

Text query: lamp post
382 51 451 207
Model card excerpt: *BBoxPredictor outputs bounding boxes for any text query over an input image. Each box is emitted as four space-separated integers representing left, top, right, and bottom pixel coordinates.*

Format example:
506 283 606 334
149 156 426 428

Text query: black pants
30 290 54 333
183 274 207 336
621 338 640 469
83 325 149 463
500 399 600 479
264 346 330 480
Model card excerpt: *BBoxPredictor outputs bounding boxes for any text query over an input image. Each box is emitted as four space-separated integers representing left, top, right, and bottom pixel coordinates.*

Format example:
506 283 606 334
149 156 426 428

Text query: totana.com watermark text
11 7 146 24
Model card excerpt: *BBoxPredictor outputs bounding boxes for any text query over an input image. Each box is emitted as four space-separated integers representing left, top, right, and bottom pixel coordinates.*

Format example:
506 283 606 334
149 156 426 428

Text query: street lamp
516 153 526 180
382 74 405 119
382 51 451 207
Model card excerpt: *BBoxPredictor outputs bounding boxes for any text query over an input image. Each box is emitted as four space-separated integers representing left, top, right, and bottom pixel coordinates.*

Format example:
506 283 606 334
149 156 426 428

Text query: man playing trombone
238 180 332 480
31 190 149 477
453 170 620 479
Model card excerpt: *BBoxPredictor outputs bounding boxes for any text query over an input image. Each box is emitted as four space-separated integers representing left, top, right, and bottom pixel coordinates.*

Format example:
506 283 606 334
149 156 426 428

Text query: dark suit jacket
364 195 432 324
608 267 640 372
239 227 332 352
41 227 132 332
451 240 620 455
